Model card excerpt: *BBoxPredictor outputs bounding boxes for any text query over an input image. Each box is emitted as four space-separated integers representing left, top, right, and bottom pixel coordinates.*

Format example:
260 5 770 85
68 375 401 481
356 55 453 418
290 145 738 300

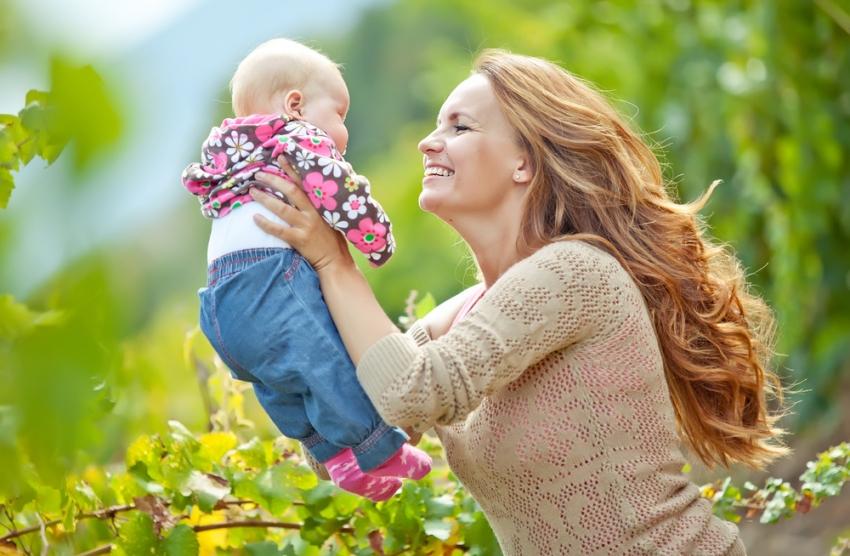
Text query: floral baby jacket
182 114 395 266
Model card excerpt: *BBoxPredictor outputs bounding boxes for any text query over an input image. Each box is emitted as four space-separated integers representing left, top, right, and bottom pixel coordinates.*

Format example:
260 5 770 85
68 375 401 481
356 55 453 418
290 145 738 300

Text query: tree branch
0 499 297 543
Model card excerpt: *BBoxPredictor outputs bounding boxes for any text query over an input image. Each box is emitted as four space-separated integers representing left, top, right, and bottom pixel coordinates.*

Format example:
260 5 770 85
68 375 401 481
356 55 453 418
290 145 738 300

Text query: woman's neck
450 207 524 288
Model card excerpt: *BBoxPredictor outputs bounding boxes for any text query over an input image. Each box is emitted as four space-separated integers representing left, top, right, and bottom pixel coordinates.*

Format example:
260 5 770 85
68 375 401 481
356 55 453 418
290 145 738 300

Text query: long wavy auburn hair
474 50 787 469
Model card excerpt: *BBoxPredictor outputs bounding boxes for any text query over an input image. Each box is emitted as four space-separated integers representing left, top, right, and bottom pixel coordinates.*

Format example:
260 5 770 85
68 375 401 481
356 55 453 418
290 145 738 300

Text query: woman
248 50 786 555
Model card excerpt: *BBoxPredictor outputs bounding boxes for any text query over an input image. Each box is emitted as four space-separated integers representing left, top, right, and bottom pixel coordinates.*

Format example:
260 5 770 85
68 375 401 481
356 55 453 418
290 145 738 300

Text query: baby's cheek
333 126 349 154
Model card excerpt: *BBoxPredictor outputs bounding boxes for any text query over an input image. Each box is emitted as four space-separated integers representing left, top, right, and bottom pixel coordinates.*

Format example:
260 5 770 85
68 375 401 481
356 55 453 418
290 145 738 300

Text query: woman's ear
513 155 533 184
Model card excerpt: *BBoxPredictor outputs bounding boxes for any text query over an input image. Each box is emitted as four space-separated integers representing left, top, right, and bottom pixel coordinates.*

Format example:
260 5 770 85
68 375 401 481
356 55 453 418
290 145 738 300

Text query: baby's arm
261 119 395 267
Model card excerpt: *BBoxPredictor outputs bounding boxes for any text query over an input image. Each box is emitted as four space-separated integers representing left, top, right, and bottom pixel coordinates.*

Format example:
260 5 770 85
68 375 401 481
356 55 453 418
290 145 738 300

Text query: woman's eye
453 124 470 133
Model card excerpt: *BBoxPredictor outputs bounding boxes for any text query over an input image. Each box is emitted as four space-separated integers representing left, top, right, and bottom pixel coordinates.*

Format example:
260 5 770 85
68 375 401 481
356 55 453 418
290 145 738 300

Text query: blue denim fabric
198 247 407 471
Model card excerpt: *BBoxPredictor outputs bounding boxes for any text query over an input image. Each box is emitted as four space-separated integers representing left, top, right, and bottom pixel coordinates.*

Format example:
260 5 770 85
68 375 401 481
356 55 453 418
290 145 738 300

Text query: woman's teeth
425 167 454 177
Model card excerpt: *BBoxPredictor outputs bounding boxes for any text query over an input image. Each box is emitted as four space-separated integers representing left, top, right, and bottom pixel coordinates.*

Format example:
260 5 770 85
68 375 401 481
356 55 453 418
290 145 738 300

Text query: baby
182 38 431 501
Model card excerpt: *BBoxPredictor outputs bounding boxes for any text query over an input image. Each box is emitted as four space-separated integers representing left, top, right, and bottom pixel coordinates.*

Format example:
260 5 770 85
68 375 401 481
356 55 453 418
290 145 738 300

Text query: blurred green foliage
1 0 849 553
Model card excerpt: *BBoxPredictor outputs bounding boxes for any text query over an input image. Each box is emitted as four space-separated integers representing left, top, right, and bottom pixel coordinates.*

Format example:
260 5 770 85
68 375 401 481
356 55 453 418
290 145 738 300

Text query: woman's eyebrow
436 111 475 126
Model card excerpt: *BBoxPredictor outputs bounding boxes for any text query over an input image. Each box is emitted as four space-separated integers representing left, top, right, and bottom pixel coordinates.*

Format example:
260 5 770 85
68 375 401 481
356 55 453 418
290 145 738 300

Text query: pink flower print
346 218 387 254
304 171 338 211
265 135 297 159
225 131 254 162
201 151 229 174
184 177 211 195
298 136 333 157
342 194 367 219
255 119 286 143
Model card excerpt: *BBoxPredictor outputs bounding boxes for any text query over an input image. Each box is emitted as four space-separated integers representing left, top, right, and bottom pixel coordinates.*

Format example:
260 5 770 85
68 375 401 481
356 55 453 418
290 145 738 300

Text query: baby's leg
255 383 402 501
283 254 419 477
252 382 341 462
324 448 401 502
364 443 432 480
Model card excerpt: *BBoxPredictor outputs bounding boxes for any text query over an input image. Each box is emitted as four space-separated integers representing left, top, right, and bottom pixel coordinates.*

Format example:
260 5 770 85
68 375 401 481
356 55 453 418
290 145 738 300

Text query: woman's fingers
252 213 297 243
249 188 303 225
255 170 315 214
276 155 301 183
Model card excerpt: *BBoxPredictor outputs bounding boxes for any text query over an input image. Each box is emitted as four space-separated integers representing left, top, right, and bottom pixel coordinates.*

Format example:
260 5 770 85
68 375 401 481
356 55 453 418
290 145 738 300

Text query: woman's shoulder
525 239 629 281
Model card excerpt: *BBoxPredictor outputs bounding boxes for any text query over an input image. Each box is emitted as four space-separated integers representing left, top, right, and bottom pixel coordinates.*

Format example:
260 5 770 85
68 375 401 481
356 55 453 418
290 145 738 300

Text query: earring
514 173 520 181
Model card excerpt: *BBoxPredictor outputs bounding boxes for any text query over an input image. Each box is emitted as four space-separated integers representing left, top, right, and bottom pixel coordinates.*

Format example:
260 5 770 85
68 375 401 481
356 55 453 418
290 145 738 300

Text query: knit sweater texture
356 240 746 555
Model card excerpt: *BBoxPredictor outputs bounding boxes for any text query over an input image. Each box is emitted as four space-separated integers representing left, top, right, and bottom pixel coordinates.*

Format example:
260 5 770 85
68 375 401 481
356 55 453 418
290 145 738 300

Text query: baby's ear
282 89 304 118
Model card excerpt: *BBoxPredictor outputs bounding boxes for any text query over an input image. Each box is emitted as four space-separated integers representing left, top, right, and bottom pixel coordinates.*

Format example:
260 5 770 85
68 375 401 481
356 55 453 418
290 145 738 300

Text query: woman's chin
418 191 442 214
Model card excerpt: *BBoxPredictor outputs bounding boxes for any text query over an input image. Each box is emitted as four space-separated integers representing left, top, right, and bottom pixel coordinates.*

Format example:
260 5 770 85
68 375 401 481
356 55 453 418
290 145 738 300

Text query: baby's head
231 38 350 153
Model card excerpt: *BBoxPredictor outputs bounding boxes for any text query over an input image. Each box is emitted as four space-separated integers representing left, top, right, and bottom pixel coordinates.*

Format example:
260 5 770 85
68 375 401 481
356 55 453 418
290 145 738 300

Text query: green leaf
167 420 197 443
281 536 321 556
299 516 338 547
180 470 230 512
463 510 502 556
25 89 49 106
161 524 199 556
0 167 13 209
48 56 123 171
118 512 158 555
0 127 20 169
424 519 452 540
62 499 77 533
198 431 238 463
425 494 455 519
330 490 361 516
126 435 159 472
246 541 283 556
253 464 298 515
232 437 269 469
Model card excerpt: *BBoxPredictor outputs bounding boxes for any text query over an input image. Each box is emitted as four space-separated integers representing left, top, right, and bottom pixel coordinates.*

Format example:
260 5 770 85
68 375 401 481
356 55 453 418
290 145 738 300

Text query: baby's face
301 70 350 154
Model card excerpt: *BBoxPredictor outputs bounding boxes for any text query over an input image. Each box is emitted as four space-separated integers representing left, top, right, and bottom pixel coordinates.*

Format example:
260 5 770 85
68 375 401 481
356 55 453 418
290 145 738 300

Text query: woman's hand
250 158 354 273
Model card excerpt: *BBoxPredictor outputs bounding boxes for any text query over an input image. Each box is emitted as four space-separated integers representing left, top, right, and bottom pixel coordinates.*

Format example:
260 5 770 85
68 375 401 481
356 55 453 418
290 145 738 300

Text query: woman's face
417 74 526 222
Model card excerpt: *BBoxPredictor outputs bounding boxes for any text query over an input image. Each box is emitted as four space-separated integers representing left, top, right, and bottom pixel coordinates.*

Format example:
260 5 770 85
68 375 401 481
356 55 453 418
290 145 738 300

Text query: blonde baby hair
230 38 340 117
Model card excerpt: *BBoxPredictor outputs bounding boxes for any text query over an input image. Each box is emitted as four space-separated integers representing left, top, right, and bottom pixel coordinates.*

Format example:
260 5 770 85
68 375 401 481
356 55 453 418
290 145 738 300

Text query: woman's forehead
438 74 495 121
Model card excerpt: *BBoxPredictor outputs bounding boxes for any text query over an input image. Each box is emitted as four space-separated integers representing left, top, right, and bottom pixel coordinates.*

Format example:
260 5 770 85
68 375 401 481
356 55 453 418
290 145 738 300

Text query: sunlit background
2 1 849 554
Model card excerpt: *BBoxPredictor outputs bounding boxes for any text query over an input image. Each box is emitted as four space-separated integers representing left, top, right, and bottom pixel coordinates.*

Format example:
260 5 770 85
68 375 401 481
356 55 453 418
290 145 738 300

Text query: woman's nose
418 131 442 154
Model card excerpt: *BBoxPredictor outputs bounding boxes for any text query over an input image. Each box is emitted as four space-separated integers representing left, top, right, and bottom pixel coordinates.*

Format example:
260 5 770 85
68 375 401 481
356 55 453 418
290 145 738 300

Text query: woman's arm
250 168 480 363
249 170 617 434
354 240 615 433
314 257 401 364
249 169 400 365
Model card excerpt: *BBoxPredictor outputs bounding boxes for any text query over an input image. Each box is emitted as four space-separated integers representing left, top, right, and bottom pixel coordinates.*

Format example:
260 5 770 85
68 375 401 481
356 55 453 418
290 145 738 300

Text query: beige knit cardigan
317 240 746 555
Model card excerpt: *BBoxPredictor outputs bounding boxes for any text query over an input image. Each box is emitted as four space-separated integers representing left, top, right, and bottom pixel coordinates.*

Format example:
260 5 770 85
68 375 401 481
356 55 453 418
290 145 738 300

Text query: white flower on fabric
207 131 223 148
295 149 316 170
323 210 349 230
342 194 368 219
284 120 312 136
244 150 262 164
224 131 253 162
317 156 345 178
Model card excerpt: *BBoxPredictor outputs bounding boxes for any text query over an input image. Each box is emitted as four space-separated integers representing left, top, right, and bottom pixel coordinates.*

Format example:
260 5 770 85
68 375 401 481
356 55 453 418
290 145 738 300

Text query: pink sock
365 443 432 480
325 448 401 502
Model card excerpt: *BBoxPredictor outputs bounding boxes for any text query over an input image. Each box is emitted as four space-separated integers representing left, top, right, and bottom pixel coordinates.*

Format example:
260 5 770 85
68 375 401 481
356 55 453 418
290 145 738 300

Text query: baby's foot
325 448 401 502
365 443 432 480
